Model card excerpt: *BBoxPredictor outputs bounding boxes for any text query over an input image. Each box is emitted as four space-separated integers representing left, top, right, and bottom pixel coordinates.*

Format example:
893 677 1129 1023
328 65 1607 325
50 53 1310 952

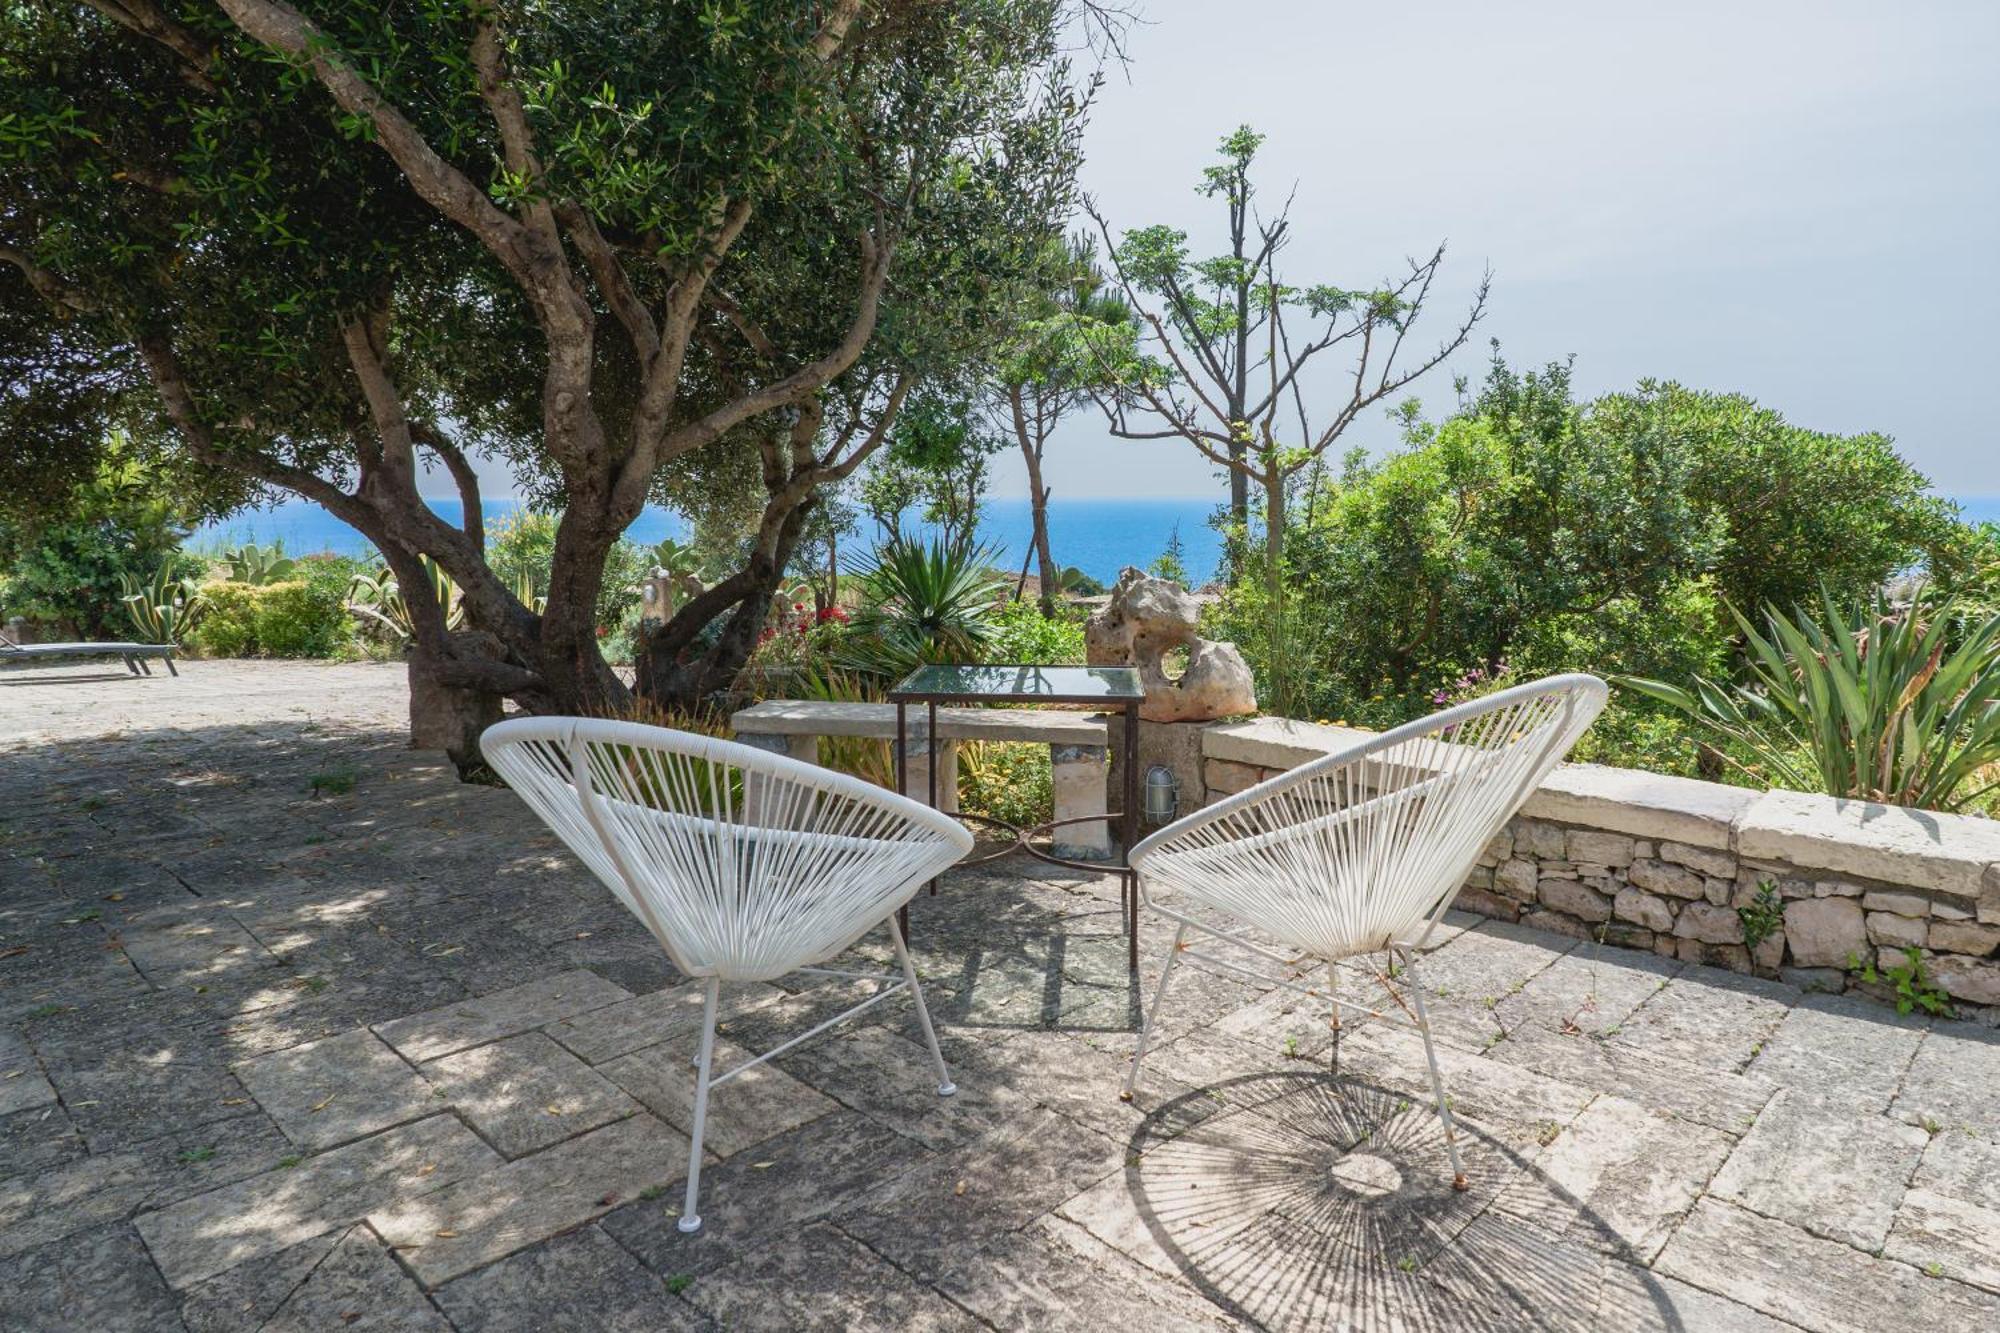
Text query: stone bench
730 699 1113 859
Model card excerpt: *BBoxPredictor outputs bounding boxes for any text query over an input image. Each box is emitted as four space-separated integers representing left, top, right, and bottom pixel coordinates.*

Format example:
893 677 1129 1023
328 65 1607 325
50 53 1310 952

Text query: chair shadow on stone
1122 1069 1692 1332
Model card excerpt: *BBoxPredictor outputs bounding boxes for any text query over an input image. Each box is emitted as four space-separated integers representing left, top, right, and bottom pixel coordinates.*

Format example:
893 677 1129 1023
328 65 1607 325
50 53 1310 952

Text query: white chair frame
480 716 974 1233
1121 675 1606 1190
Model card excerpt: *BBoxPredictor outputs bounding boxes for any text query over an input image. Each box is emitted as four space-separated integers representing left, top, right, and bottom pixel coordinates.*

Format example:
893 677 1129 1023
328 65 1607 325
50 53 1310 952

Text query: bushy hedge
190 576 352 658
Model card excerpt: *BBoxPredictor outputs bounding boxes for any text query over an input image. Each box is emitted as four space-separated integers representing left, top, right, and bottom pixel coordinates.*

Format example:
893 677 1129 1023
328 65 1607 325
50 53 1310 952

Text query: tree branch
83 0 217 91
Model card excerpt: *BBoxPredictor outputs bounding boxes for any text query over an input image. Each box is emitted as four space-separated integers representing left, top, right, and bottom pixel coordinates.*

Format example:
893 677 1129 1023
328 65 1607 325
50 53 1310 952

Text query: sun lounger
0 638 179 676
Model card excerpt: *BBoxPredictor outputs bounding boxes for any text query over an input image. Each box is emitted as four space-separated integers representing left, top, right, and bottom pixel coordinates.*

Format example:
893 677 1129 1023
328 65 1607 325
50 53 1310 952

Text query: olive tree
1 0 1089 762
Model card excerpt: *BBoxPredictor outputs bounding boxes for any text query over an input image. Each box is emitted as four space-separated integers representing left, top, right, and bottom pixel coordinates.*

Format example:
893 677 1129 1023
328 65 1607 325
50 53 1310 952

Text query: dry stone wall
1194 716 2000 1022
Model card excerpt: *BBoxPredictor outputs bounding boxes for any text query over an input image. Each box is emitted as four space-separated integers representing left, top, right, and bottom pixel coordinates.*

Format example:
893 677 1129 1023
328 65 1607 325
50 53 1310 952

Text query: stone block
1050 743 1111 860
1709 1089 1927 1251
422 1032 641 1159
1613 888 1675 933
375 970 634 1064
1598 924 1656 950
1737 788 2000 907
732 730 817 764
1518 820 1568 860
1867 911 1928 950
1929 919 2000 958
1661 841 1736 879
1494 858 1540 902
1202 758 1262 797
1813 878 1864 897
1481 828 1514 864
135 1114 500 1289
1674 903 1744 946
1538 877 1612 923
1564 828 1634 868
1782 897 1867 968
1675 939 1752 972
1453 885 1521 922
1703 877 1733 906
1863 889 1932 917
1780 966 1846 994
601 1037 837 1160
234 1028 437 1152
1627 858 1705 900
1931 956 2000 1007
1519 909 1596 942
899 737 959 815
1524 765 1756 850
369 1113 693 1287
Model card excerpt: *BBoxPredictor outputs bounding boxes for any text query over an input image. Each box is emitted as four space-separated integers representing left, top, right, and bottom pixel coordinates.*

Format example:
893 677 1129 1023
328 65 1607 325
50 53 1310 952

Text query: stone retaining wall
1191 716 2000 1021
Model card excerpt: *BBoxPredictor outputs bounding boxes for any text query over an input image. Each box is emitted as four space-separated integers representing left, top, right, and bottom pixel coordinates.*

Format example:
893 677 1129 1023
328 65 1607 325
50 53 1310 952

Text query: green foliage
0 447 197 638
190 579 352 658
346 560 465 645
860 391 1005 551
217 543 299 586
119 561 205 645
959 741 1054 827
1212 352 1957 762
1738 880 1784 951
987 600 1085 665
1149 525 1190 585
839 537 1003 679
1849 948 1954 1018
1618 591 2000 812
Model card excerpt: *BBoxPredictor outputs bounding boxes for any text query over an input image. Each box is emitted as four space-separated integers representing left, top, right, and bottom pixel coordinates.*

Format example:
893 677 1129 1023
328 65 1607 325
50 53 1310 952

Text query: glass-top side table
889 663 1144 971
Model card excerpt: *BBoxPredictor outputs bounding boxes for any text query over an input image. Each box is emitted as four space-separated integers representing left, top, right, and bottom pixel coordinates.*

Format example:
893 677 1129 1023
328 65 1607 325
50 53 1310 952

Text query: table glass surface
889 663 1144 702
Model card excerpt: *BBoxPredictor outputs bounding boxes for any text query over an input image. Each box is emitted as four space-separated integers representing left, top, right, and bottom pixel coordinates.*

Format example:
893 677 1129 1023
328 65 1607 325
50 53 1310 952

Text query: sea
192 496 1234 587
193 493 2000 590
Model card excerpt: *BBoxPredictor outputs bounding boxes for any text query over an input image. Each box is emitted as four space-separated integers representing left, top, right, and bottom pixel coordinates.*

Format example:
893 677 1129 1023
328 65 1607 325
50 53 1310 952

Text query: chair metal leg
1399 947 1468 1191
678 977 722 1233
890 914 954 1097
162 653 178 676
1121 921 1187 1101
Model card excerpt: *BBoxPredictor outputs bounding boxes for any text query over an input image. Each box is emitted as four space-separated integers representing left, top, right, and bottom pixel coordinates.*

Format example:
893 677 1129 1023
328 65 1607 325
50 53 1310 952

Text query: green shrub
986 600 1085 665
192 582 261 657
960 740 1054 827
190 578 353 658
254 579 352 657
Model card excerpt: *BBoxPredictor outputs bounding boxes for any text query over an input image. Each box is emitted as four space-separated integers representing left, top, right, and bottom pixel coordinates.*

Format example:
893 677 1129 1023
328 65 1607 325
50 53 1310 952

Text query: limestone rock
1930 920 2000 957
1862 889 1933 918
1866 911 1928 950
1784 897 1867 968
1613 887 1676 933
1628 857 1706 900
1931 955 2000 1007
1661 841 1736 879
1085 568 1255 723
1674 902 1745 946
1494 858 1540 902
1539 877 1612 923
1565 829 1634 868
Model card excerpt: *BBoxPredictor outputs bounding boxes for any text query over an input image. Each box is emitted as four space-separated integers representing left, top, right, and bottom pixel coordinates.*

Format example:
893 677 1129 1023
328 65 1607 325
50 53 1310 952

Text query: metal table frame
889 664 1142 972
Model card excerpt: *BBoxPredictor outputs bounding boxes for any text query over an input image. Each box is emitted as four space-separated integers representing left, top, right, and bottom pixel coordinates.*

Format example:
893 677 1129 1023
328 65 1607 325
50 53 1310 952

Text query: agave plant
219 542 298 585
346 558 465 643
119 561 205 644
1616 590 2000 812
837 536 1002 679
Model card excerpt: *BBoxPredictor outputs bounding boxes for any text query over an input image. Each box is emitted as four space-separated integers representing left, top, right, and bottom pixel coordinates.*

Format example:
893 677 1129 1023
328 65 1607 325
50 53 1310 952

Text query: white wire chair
1121 674 1607 1189
479 716 974 1233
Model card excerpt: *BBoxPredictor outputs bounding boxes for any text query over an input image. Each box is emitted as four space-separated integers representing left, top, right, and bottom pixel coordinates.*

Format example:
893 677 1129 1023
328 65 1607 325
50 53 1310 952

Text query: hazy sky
990 0 2000 500
439 2 1998 505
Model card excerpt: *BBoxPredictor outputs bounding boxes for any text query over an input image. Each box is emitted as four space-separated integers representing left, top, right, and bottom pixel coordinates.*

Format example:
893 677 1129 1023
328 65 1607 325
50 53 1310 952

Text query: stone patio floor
5 660 2000 1331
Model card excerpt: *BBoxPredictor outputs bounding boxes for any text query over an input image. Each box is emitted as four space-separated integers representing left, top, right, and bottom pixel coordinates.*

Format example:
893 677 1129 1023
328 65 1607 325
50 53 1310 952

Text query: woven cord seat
1122 674 1607 1190
481 717 973 1233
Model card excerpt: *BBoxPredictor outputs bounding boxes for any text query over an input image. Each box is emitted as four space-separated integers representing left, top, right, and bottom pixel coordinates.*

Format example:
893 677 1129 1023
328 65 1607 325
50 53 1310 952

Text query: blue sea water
192 492 1997 589
192 495 1228 587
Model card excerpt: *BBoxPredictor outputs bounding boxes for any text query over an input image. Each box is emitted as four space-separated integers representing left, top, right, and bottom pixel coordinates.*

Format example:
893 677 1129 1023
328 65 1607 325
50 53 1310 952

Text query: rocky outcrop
1085 568 1255 723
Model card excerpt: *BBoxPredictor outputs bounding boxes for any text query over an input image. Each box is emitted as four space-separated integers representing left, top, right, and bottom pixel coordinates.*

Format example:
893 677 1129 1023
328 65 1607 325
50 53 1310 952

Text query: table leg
897 699 910 939
1124 700 1139 972
927 699 939 895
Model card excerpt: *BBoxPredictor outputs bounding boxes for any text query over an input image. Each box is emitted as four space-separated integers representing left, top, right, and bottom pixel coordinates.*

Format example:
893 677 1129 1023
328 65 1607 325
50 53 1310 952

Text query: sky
986 0 2000 500
437 1 1999 506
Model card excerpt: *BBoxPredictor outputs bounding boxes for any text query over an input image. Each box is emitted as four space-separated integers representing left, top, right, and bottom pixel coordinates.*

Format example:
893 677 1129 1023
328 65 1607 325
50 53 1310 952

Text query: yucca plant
1616 590 2000 812
345 558 465 643
837 536 1002 679
118 561 205 644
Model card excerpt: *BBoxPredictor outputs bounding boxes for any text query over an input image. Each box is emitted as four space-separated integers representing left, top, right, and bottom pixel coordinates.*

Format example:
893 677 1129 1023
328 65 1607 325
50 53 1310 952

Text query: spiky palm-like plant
1616 590 2000 812
838 536 1002 680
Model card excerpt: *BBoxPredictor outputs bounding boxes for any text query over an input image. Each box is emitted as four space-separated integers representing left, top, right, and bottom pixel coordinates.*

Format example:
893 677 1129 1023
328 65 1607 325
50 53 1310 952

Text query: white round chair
1121 674 1607 1189
480 716 974 1233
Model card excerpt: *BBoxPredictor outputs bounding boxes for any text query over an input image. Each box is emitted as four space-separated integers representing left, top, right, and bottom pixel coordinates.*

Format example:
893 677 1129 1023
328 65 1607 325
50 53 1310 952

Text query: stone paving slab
374 969 634 1062
136 1112 500 1288
234 1027 439 1151
368 1111 691 1286
6 664 2000 1330
424 1031 641 1159
1707 1087 1928 1251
